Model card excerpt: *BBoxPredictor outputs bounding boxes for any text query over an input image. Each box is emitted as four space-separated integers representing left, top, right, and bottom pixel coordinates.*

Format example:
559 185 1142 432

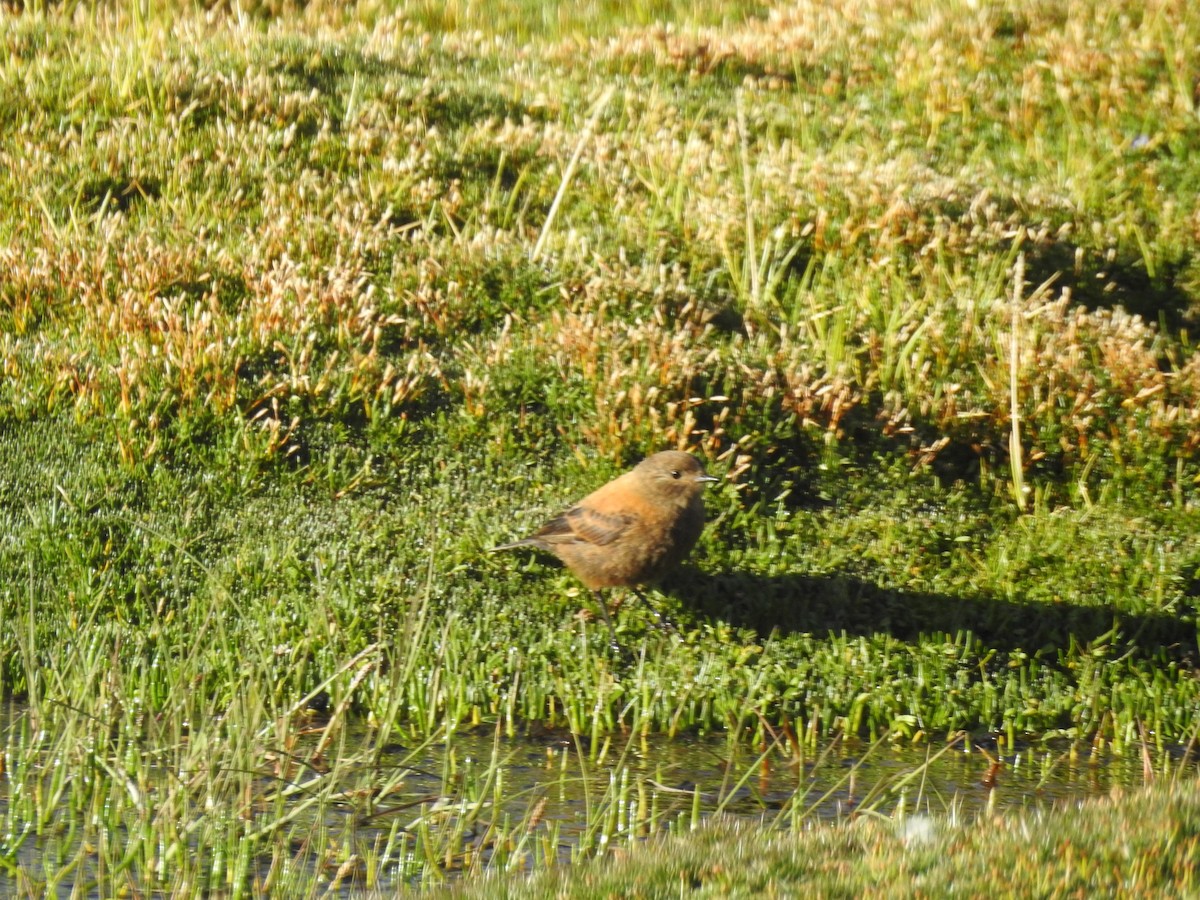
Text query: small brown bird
494 451 719 649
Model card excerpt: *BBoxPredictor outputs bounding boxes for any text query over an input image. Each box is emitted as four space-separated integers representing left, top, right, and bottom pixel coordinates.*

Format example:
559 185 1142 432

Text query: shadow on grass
1023 237 1198 335
664 568 1198 663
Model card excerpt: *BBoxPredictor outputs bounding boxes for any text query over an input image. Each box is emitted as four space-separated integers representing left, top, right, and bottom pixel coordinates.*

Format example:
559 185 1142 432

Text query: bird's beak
697 474 720 484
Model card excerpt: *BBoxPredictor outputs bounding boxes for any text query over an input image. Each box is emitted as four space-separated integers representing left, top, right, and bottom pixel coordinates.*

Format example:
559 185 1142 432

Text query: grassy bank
444 776 1200 898
1 0 1199 893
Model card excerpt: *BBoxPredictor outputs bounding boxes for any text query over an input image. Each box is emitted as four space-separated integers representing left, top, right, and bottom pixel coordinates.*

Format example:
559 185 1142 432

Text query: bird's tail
490 538 535 552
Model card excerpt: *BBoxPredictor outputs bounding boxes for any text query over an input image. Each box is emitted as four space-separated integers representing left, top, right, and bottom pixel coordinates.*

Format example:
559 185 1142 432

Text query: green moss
1 0 1199 892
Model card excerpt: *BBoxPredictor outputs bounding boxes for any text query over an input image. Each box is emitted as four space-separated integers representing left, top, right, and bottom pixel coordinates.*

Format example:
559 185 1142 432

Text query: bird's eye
670 470 681 479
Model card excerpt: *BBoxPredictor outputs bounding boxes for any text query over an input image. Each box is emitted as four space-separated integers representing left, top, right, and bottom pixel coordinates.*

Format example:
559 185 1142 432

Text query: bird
493 451 719 649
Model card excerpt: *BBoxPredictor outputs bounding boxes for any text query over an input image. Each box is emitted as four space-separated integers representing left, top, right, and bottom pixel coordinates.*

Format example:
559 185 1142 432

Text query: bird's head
633 451 720 502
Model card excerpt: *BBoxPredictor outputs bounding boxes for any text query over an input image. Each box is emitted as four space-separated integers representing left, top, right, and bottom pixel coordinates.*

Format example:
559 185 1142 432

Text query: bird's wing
533 505 633 547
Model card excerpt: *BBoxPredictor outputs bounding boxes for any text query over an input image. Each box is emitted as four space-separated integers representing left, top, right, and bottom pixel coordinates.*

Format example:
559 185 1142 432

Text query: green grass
1 0 1200 893
441 775 1200 898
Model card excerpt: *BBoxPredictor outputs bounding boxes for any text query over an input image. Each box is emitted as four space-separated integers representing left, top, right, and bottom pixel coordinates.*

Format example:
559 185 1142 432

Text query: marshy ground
1 0 1199 895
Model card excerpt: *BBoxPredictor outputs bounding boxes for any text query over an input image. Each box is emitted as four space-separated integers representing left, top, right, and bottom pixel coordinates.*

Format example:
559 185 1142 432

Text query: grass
1 0 1199 893
441 775 1200 898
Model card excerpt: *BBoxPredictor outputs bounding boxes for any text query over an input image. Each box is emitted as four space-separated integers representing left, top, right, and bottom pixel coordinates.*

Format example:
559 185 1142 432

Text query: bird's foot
632 589 678 634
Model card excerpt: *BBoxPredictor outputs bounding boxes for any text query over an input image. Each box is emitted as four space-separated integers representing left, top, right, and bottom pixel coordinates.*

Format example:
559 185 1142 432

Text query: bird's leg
591 589 621 653
632 588 677 633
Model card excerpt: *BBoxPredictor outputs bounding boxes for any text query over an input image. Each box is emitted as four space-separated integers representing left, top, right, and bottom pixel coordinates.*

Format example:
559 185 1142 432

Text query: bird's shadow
659 567 1198 663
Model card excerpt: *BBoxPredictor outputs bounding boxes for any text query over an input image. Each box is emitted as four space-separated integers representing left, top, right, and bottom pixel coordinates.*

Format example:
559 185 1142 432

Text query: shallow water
371 725 1175 834
0 711 1190 896
308 725 1190 890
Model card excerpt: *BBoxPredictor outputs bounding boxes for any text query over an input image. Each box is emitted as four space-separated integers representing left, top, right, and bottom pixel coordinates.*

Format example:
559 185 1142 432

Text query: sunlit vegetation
1 0 1199 893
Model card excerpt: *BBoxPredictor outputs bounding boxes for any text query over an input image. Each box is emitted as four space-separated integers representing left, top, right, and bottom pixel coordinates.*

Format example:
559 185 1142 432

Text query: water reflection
322 725 1190 884
0 707 1191 896
367 727 1172 836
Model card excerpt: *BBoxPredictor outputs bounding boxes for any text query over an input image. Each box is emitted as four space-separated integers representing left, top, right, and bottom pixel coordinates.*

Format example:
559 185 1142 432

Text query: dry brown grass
0 0 1196 490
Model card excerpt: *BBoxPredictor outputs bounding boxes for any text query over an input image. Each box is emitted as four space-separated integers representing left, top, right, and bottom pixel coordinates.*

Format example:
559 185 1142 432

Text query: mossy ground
1 0 1199 894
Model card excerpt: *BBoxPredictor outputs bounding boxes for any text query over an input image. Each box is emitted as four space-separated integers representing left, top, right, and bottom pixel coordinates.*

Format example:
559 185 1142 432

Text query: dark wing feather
532 505 632 547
